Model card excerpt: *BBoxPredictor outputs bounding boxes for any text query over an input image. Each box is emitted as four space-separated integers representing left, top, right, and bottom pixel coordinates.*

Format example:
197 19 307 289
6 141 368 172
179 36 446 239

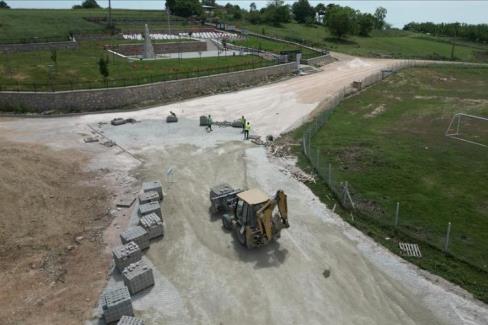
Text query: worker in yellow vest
244 121 251 140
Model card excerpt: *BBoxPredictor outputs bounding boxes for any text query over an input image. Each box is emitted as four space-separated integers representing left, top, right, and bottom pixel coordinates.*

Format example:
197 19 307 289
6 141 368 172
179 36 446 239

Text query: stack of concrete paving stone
102 286 134 324
138 191 159 205
140 213 164 239
118 316 145 325
122 260 155 295
142 181 164 201
120 226 150 250
138 201 162 219
113 242 142 272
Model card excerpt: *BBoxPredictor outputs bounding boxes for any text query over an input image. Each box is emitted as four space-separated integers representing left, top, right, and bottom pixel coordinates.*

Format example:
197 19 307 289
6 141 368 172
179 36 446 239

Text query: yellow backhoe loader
210 184 289 248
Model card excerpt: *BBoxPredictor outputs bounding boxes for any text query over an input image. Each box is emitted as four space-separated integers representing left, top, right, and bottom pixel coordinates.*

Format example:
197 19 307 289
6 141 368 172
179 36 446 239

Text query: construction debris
118 316 145 325
399 243 422 257
113 242 142 272
102 286 134 324
102 140 116 147
111 118 137 126
120 227 150 250
279 165 316 183
115 196 136 209
83 137 99 143
122 260 155 295
140 213 164 239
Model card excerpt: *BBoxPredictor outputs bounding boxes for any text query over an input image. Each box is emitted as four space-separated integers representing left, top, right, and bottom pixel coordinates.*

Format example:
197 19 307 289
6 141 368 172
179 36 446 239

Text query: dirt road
0 54 487 324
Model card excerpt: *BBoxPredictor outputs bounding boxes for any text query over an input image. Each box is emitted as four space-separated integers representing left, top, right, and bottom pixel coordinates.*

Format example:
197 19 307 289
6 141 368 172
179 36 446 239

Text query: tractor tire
235 226 246 246
222 214 232 230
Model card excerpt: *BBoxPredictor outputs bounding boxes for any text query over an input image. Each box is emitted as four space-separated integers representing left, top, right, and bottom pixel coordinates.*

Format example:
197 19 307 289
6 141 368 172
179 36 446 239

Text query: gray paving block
120 226 150 250
138 191 160 205
122 260 155 295
142 181 163 200
113 242 142 273
138 201 161 219
118 316 145 325
139 213 164 239
102 286 133 324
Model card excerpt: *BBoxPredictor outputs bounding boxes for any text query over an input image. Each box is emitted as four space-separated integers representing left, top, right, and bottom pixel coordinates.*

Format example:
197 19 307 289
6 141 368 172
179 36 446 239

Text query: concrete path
1 54 487 325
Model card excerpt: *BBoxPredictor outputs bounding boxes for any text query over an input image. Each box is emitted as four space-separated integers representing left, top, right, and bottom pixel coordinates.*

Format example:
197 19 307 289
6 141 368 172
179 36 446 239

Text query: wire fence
301 60 488 273
0 36 71 45
0 60 276 92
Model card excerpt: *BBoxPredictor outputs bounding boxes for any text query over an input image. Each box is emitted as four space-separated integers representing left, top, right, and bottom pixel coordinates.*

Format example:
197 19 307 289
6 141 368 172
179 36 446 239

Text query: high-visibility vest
245 122 251 131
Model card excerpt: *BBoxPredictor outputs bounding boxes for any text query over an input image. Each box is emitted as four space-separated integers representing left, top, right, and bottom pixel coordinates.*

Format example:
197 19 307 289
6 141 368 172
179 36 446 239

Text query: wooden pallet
399 242 422 258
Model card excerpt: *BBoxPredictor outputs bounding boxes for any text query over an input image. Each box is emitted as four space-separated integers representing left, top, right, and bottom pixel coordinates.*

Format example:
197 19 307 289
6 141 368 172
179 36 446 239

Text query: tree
315 3 326 15
374 7 387 29
262 1 290 26
358 13 375 36
98 57 109 81
326 6 355 38
0 1 10 9
292 0 314 24
73 0 100 9
168 0 202 18
249 2 257 12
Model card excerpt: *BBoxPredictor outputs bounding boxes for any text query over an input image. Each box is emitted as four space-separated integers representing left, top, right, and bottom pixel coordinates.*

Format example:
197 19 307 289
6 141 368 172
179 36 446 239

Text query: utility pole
451 25 458 60
167 5 171 34
108 0 113 30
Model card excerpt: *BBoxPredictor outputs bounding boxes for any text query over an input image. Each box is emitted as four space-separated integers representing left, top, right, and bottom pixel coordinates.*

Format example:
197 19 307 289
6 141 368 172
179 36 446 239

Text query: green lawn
0 9 191 42
236 21 488 63
0 40 269 91
293 65 488 302
230 36 321 59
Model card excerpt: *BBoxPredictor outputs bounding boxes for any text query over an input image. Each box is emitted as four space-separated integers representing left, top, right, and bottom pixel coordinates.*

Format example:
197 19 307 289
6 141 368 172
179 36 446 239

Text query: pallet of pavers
138 191 160 205
102 286 133 324
138 201 162 219
122 260 155 295
113 242 142 273
142 180 164 201
120 226 150 250
140 213 164 240
117 316 145 325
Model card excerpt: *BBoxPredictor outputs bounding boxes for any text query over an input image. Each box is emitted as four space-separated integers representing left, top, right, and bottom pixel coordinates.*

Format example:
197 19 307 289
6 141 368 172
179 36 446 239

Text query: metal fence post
328 163 332 185
395 202 400 227
444 222 452 253
316 148 320 171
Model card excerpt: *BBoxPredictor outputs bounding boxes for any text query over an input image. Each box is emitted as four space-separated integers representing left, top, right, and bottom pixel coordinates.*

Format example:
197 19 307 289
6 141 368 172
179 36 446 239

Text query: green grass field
236 21 488 63
0 9 192 41
0 40 268 91
230 36 320 59
292 65 488 302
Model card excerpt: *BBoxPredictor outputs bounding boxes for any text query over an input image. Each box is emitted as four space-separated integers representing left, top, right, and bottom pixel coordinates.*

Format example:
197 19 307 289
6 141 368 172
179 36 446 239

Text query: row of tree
0 1 10 9
404 22 488 43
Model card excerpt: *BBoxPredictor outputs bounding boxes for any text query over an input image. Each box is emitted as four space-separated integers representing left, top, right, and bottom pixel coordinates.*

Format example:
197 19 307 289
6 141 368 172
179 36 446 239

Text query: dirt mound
0 139 112 325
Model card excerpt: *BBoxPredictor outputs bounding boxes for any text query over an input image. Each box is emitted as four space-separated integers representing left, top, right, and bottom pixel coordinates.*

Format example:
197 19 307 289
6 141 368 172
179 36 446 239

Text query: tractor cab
235 189 269 228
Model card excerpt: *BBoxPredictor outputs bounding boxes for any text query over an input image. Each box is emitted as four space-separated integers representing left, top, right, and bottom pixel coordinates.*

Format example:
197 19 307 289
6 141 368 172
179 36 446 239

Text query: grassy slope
0 40 267 91
230 36 319 58
0 9 190 40
236 21 488 62
292 65 488 301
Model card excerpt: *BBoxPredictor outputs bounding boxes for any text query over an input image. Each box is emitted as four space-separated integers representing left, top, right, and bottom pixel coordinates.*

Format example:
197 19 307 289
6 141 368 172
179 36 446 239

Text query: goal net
445 113 488 148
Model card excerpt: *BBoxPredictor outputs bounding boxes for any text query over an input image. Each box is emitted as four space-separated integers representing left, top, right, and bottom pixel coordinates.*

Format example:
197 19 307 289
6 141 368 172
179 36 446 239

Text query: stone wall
303 54 336 67
108 41 207 56
0 41 78 54
0 62 297 113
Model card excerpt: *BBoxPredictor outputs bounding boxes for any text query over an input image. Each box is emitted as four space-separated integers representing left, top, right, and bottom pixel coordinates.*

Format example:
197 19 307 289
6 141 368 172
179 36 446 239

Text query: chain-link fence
301 60 488 273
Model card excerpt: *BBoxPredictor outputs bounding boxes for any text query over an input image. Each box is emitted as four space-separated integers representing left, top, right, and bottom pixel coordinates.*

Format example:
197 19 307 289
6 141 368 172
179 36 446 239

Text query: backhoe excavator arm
256 190 290 241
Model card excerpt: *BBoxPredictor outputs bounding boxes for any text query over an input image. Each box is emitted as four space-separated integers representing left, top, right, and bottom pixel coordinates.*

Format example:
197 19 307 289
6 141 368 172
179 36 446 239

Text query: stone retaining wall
0 62 297 113
0 40 78 54
107 41 207 56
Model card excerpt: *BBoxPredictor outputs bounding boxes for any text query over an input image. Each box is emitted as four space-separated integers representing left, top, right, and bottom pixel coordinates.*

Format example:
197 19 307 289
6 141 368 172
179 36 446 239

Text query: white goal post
445 113 488 148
